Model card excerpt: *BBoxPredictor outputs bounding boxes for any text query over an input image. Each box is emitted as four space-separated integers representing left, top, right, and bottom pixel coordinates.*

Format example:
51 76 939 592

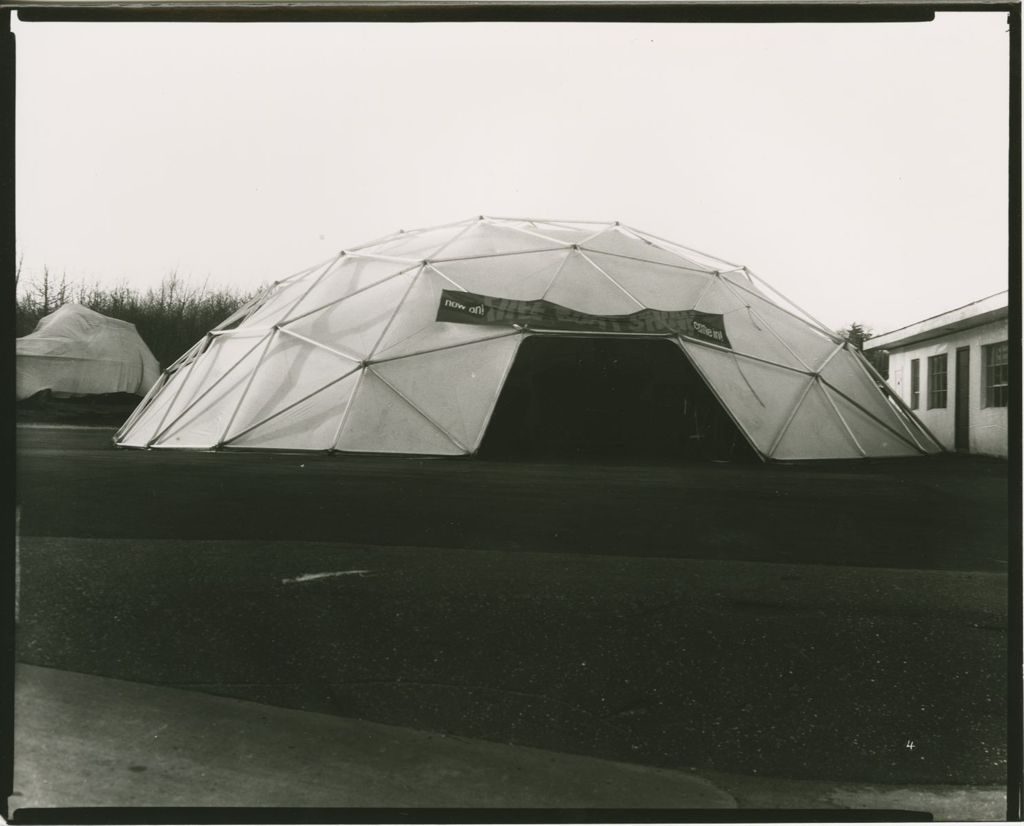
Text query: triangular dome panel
282 257 415 325
819 348 909 429
583 251 710 310
373 324 518 364
283 268 418 359
511 222 599 245
116 337 208 447
371 334 521 451
242 278 317 329
430 249 567 300
225 333 360 441
146 331 268 444
543 250 643 316
363 223 471 260
625 226 739 272
772 381 861 460
154 333 272 448
581 227 714 271
116 362 197 447
719 273 839 370
715 303 813 372
679 340 815 456
336 370 464 455
824 388 922 457
227 370 361 451
430 221 565 261
693 278 745 316
371 266 457 357
818 349 929 449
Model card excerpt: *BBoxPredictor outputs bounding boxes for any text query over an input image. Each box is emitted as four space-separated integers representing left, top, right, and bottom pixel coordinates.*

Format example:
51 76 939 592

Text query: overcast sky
14 12 1009 334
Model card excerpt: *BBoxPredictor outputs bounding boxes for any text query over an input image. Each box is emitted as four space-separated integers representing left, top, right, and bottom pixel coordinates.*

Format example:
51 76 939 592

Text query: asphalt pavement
13 665 1007 818
15 426 1009 571
12 426 1012 803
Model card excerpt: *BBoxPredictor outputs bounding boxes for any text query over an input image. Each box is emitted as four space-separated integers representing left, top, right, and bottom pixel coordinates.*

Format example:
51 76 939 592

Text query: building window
983 341 1008 408
910 359 920 410
927 354 947 409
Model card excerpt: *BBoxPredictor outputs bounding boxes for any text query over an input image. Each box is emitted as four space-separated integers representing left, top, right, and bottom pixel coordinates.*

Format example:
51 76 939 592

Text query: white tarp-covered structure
18 303 160 401
115 217 943 460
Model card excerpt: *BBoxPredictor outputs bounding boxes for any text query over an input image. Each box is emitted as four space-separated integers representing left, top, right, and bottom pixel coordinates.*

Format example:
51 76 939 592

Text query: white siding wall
884 319 1008 457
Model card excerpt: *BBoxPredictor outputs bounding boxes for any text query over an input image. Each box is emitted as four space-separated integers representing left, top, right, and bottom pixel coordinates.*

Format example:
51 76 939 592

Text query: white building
865 292 1008 458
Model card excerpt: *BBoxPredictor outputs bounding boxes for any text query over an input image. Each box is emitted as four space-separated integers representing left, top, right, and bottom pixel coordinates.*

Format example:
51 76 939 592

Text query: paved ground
16 393 140 427
13 426 1011 798
12 664 735 810
13 665 1007 818
16 535 1009 789
14 427 1009 571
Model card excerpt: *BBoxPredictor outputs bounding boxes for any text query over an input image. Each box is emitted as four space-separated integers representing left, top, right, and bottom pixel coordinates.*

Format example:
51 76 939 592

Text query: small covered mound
115 217 941 461
18 304 160 401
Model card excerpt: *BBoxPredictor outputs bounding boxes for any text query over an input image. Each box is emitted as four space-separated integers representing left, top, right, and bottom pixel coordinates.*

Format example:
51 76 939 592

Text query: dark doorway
954 346 970 452
478 336 756 462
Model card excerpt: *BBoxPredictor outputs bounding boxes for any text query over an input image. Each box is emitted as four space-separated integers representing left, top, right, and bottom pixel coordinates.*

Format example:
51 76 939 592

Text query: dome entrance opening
478 336 757 462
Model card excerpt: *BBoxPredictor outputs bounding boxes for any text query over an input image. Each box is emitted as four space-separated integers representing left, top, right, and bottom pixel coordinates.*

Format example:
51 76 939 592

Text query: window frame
982 340 1008 408
927 353 947 409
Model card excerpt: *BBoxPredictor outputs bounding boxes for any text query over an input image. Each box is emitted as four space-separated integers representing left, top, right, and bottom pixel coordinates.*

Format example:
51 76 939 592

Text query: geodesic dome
115 217 942 460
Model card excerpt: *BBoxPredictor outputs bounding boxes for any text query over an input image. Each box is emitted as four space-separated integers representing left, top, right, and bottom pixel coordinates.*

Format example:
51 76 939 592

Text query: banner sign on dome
436 289 731 347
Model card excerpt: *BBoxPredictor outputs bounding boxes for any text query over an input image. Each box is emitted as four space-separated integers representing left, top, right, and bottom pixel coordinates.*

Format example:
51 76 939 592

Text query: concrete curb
16 423 118 431
12 665 736 810
11 665 1006 819
697 768 1007 821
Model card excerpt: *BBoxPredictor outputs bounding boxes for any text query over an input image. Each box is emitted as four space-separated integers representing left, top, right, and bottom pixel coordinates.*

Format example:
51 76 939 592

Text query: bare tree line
16 266 259 368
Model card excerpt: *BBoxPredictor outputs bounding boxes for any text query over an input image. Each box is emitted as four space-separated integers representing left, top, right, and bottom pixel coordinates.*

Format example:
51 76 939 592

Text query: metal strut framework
115 218 941 460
